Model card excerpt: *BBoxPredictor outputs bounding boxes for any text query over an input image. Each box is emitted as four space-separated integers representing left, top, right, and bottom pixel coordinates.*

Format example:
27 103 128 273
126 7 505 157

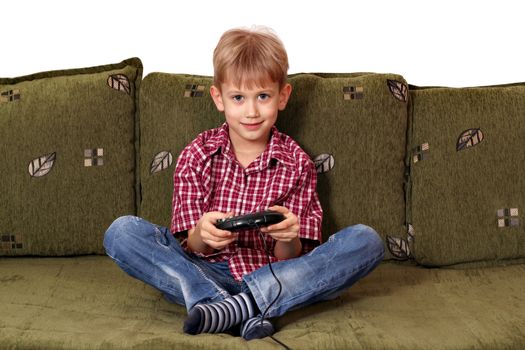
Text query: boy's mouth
241 121 263 130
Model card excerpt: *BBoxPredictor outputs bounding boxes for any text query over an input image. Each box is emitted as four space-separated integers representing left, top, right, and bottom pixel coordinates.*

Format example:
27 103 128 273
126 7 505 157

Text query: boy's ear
278 83 292 111
210 85 225 112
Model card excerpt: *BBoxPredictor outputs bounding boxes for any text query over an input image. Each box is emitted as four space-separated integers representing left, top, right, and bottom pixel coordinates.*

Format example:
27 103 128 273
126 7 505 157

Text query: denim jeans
103 215 385 318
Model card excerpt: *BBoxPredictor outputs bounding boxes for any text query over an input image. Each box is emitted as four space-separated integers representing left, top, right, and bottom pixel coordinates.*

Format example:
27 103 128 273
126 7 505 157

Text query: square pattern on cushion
0 58 142 255
139 72 409 257
408 83 525 265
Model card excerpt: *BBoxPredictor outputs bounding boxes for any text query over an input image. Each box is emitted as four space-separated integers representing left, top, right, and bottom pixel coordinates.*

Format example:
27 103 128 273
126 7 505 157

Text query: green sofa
1 58 524 349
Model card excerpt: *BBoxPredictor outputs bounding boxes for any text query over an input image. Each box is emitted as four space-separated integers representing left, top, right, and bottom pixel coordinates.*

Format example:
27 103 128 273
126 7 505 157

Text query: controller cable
254 223 292 350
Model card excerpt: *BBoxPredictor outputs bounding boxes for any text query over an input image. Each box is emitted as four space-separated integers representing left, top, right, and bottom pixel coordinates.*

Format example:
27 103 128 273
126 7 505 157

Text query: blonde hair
213 26 289 90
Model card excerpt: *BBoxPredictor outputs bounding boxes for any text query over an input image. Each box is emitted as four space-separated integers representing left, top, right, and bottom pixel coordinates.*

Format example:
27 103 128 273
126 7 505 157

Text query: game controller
215 210 285 231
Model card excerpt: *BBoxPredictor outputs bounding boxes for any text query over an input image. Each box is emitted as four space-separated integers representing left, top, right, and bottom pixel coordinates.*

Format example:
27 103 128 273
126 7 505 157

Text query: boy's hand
260 205 300 242
262 205 302 259
188 211 237 253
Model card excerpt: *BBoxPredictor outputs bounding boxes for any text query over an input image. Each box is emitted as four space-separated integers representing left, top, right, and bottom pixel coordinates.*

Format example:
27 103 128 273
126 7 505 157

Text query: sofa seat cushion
1 257 523 349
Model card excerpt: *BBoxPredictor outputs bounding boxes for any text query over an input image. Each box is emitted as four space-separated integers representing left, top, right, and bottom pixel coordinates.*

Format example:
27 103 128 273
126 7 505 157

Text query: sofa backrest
138 73 223 230
2 57 523 267
0 58 142 255
408 83 525 266
139 72 410 255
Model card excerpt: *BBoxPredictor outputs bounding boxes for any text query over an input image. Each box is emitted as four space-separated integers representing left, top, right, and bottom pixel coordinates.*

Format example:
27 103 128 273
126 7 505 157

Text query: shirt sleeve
170 145 228 259
282 157 323 254
170 146 205 238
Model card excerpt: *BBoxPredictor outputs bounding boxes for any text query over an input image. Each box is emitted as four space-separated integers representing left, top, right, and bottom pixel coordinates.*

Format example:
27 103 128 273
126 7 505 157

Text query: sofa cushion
139 73 409 255
138 73 223 228
408 83 525 266
0 58 142 256
1 256 524 349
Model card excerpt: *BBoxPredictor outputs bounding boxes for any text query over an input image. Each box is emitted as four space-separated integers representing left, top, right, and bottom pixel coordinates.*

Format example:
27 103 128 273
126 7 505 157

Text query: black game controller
215 210 285 231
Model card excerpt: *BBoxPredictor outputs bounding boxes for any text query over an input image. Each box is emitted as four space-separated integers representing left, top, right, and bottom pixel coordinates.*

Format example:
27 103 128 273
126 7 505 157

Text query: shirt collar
206 122 295 170
205 123 232 159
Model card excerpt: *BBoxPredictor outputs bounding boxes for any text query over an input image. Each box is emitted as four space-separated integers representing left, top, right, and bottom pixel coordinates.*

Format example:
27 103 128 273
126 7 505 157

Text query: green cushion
408 83 525 265
1 257 524 349
138 73 223 226
0 58 142 255
139 72 409 256
280 73 410 251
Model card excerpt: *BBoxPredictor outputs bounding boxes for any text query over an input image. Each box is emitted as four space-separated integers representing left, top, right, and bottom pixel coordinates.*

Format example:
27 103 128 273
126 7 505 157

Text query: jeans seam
189 260 230 302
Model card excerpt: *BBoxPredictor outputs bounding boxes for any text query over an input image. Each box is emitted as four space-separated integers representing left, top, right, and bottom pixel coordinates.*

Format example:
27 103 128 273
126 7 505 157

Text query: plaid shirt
170 122 323 281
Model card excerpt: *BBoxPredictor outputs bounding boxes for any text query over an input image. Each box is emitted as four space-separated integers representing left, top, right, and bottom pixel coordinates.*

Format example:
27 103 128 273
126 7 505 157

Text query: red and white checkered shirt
170 122 323 281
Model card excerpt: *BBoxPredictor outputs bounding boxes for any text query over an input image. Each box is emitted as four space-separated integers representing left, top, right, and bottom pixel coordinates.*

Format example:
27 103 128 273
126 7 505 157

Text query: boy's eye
232 95 244 102
258 93 270 101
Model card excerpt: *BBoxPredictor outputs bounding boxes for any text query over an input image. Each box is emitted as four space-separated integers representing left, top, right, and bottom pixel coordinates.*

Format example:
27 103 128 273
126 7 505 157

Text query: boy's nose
245 99 259 118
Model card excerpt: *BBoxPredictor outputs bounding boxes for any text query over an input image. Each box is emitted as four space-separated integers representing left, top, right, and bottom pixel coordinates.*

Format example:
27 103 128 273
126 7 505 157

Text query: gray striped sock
184 293 255 334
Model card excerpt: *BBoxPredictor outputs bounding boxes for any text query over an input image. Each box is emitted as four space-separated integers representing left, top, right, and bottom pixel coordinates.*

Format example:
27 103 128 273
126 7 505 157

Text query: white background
3 0 525 87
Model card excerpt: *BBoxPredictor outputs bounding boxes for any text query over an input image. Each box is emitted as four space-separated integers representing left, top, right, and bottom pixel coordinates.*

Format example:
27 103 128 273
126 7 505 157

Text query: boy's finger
266 228 292 235
208 211 236 222
207 232 235 242
265 218 292 232
269 205 288 214
214 228 235 238
204 222 235 237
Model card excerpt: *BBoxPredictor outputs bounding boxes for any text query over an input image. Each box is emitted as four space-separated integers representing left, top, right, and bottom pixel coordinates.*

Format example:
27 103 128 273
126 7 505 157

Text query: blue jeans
103 216 384 318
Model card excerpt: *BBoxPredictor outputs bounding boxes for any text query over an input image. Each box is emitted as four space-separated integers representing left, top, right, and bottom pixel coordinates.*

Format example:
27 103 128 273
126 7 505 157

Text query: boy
103 26 384 340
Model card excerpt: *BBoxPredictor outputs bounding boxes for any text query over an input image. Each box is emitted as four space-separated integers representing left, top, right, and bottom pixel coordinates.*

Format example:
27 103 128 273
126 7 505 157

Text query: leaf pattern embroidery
386 235 411 260
150 151 173 174
107 74 130 95
457 128 484 151
313 154 335 174
387 79 408 103
28 152 56 178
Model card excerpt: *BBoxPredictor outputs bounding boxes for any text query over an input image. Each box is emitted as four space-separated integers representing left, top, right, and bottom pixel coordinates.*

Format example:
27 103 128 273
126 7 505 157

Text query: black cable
255 223 292 350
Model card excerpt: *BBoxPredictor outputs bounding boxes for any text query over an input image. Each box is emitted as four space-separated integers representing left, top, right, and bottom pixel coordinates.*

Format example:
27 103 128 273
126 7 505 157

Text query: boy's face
210 79 292 149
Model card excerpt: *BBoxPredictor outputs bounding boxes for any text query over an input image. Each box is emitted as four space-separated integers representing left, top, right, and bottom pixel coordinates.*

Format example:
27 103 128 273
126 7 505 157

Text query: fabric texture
170 122 322 280
0 58 142 256
1 256 524 349
408 83 525 266
139 72 409 259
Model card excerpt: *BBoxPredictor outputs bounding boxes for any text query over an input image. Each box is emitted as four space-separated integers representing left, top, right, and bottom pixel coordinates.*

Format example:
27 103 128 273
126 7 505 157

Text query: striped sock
241 315 274 340
183 293 255 334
